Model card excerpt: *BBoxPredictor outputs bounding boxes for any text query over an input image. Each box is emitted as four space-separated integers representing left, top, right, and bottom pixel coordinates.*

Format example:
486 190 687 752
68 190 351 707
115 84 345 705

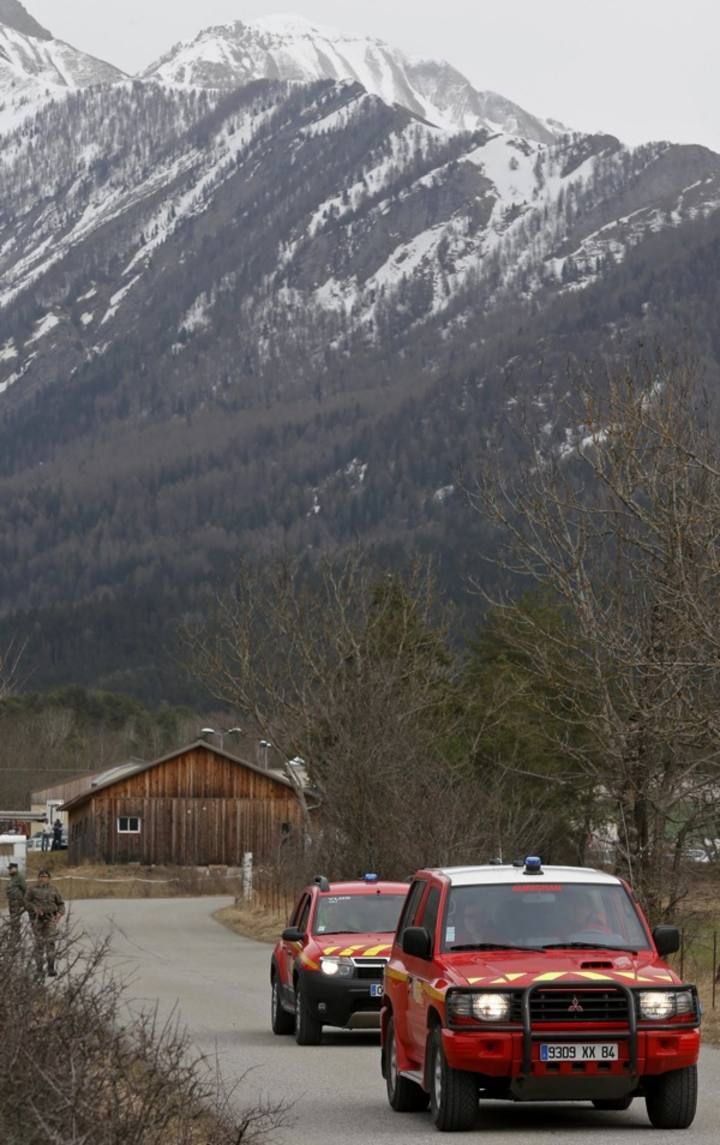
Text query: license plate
370 983 384 998
540 1043 618 1062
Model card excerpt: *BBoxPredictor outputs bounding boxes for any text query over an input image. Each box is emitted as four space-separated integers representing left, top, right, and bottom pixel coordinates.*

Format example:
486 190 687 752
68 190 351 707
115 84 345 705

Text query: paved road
71 897 720 1144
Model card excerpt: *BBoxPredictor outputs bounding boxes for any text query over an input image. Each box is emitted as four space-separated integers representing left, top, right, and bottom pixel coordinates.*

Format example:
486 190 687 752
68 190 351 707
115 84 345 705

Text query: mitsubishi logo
568 996 584 1013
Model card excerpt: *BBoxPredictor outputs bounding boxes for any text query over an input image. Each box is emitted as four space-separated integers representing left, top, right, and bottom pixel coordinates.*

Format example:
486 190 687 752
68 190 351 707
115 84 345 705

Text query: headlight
638 990 695 1020
448 991 513 1022
320 957 354 978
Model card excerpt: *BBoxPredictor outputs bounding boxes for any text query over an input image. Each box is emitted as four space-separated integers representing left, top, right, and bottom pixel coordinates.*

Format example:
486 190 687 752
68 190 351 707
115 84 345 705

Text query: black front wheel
294 981 323 1046
270 973 294 1035
428 1027 477 1132
645 1066 697 1129
385 1016 429 1112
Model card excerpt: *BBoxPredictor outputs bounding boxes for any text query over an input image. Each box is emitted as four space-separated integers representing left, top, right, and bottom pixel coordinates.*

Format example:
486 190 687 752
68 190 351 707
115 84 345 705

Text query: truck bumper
301 970 384 1028
441 1026 700 1099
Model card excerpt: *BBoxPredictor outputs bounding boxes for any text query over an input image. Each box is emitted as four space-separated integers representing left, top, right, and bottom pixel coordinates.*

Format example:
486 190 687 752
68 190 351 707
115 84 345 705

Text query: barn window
117 816 141 834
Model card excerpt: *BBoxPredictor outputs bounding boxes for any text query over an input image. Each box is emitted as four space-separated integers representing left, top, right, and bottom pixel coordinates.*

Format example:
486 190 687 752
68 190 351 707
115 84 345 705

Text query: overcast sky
25 1 720 151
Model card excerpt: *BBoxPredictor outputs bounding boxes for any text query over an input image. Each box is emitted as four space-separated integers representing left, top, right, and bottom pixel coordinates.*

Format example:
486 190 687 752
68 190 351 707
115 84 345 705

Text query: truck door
406 884 442 1055
389 879 427 1049
282 892 311 1001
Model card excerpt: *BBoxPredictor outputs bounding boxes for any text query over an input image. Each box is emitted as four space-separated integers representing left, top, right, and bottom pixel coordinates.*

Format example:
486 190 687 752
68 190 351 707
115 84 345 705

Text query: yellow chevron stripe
614 971 656 982
575 971 614 981
386 967 409 983
423 983 446 1002
534 972 566 982
321 946 339 955
338 945 361 956
363 944 392 956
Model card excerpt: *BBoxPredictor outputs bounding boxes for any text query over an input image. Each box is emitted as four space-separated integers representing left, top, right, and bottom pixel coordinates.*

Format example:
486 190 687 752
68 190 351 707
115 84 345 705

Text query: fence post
242 852 253 902
713 931 717 1011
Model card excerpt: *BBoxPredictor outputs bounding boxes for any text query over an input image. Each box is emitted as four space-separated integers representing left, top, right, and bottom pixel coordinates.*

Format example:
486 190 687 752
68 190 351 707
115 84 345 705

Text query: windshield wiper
542 942 638 953
450 942 544 952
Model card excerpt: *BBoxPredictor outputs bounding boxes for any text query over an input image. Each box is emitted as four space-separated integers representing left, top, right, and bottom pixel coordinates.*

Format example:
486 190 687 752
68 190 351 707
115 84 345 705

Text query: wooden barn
62 741 304 866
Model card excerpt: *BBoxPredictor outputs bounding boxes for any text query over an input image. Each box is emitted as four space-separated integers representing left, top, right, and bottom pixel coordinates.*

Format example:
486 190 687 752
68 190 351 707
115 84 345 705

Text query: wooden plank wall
68 747 303 865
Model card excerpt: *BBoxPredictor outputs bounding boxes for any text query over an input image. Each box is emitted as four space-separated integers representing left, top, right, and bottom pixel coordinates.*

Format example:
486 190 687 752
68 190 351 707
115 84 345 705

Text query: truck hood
313 932 394 957
442 948 680 989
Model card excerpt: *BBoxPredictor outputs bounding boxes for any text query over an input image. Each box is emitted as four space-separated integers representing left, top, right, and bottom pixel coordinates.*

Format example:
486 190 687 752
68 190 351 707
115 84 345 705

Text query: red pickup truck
271 873 408 1044
381 858 700 1131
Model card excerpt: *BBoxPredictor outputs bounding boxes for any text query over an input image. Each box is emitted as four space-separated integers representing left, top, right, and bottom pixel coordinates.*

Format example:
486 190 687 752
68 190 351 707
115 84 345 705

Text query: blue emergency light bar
363 872 379 882
524 855 543 874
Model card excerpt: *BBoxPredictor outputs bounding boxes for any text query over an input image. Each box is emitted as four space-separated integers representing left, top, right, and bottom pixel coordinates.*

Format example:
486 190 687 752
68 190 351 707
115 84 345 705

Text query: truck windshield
443 883 649 953
313 894 407 935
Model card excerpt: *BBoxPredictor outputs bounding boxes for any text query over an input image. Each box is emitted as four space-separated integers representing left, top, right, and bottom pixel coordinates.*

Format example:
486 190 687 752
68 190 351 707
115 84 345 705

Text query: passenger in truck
455 898 501 946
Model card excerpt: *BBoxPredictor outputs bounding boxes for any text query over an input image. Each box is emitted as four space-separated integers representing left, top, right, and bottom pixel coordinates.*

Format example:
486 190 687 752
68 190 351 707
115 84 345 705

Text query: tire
428 1027 477 1132
592 1096 633 1111
645 1066 697 1129
385 1016 430 1112
271 973 295 1036
294 980 323 1046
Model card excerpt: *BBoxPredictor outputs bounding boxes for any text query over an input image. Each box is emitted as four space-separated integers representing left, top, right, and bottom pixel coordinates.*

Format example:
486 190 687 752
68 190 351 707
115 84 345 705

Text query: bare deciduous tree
185 554 490 878
471 355 720 918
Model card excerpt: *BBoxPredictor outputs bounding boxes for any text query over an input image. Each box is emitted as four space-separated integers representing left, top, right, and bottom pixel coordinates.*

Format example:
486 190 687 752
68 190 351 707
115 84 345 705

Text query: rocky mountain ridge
143 13 560 142
2 75 719 411
0 0 50 39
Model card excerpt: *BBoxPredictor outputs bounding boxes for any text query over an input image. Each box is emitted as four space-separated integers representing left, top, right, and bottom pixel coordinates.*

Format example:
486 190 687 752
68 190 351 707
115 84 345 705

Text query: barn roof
61 739 294 811
32 759 146 803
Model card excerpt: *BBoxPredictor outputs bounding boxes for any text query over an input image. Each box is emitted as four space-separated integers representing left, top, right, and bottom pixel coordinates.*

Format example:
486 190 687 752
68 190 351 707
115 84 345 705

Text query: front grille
352 957 388 980
530 988 629 1024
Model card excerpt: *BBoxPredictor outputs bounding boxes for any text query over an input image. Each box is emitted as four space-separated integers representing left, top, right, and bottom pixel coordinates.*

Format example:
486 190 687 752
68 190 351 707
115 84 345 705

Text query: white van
0 834 28 874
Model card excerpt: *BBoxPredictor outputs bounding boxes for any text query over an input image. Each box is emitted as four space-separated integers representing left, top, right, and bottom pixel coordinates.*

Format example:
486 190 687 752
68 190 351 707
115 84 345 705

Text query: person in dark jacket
25 869 65 976
5 862 26 938
51 819 63 851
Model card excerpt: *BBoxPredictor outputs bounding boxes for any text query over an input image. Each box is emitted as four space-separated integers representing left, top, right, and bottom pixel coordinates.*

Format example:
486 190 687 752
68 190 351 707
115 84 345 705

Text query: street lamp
258 739 272 770
200 726 243 751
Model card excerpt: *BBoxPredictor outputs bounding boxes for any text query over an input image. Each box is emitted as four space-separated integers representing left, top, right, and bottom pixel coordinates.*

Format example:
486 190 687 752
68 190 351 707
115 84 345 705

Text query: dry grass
24 853 243 900
213 902 289 944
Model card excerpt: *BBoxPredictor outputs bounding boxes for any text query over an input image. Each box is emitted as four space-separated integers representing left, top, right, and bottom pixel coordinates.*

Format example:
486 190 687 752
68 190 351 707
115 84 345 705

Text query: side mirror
402 926 432 960
653 925 680 957
282 927 306 943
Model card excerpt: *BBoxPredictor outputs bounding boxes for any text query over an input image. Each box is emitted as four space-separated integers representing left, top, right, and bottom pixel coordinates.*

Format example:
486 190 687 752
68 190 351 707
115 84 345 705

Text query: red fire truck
381 858 700 1131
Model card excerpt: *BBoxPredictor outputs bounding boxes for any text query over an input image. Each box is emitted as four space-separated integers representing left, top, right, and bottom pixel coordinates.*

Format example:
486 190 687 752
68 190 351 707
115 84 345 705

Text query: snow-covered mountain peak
251 12 336 37
143 13 560 143
0 9 126 136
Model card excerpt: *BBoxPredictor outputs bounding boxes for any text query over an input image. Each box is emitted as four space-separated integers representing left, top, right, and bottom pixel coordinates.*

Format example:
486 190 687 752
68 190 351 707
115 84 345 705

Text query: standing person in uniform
52 819 63 851
25 869 65 977
41 821 52 853
5 861 26 939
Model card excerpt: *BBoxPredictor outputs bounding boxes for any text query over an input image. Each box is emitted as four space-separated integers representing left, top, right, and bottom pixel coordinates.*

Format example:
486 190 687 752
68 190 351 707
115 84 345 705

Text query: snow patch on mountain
27 313 61 343
101 275 142 326
0 21 125 136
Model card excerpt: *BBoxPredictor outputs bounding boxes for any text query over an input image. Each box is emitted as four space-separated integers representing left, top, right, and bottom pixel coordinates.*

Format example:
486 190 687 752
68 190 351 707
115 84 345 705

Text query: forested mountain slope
3 6 720 699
